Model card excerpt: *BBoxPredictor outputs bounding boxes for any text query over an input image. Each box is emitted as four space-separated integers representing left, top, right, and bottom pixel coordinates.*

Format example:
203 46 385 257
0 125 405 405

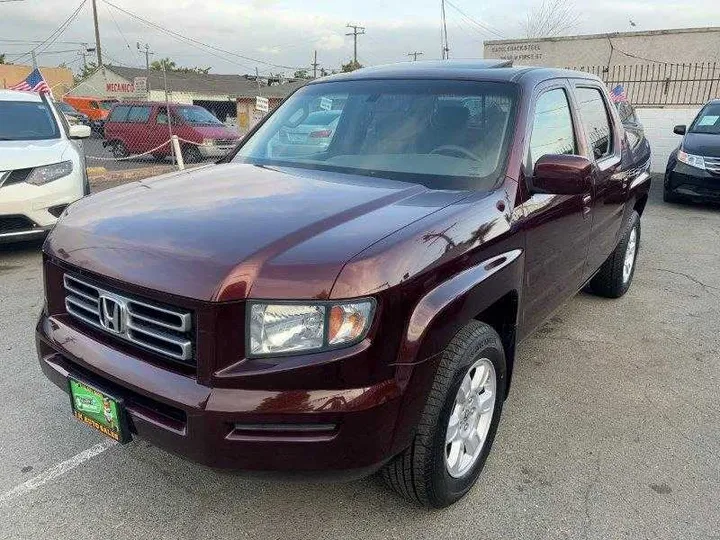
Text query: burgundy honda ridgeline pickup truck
37 61 651 508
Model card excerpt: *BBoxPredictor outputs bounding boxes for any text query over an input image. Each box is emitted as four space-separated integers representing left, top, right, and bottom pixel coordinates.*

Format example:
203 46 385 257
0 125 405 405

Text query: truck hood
0 139 71 171
682 132 720 157
46 163 469 301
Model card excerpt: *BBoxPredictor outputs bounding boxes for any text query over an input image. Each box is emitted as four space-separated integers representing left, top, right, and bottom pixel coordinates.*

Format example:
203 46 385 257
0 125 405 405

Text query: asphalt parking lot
0 178 718 540
81 138 221 171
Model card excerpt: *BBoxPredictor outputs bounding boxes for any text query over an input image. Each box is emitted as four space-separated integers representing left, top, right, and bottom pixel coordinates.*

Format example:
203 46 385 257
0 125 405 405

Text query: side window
530 88 577 167
575 87 613 160
156 107 168 125
109 105 131 122
126 106 152 123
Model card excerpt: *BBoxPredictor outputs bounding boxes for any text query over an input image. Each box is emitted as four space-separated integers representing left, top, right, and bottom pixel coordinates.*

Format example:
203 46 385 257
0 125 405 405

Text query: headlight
202 138 216 146
26 161 73 186
677 150 705 170
249 300 374 356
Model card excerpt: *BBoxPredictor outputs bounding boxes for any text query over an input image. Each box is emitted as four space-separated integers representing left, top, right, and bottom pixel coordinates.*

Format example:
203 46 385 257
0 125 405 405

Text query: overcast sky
1 0 719 77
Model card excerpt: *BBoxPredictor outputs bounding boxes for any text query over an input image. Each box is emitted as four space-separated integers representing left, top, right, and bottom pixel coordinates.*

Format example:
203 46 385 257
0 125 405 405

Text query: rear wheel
588 211 641 298
382 321 506 508
111 141 128 159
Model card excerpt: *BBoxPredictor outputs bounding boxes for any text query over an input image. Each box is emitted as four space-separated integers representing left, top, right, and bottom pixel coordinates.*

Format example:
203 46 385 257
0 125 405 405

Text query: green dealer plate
69 378 130 443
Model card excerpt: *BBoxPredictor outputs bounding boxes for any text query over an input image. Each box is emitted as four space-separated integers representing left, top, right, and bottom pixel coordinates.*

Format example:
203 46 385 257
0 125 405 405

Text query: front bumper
0 173 84 243
666 163 720 201
198 144 236 158
36 313 403 473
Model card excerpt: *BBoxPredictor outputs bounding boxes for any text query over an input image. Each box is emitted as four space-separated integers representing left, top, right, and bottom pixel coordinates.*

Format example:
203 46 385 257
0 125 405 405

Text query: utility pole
440 0 450 60
311 50 320 78
91 0 102 66
408 51 424 61
31 50 37 69
136 42 153 95
345 24 366 64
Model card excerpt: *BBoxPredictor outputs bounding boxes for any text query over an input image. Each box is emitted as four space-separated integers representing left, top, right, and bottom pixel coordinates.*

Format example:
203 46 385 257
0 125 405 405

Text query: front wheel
182 145 203 164
382 321 506 508
588 211 641 298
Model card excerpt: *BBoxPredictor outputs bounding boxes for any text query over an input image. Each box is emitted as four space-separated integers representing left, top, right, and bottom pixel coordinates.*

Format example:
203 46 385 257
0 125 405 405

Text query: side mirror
673 124 687 135
68 124 91 139
532 154 592 195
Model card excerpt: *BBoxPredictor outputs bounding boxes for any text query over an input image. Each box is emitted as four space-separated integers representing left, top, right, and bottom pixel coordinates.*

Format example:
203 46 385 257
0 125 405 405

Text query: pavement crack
654 268 720 294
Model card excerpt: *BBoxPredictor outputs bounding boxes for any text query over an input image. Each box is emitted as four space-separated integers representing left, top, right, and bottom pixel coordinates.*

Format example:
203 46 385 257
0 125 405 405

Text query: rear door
569 83 626 280
520 80 593 337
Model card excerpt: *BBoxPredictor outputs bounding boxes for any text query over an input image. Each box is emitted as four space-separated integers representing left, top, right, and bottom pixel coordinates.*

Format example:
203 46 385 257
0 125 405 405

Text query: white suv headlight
26 161 73 186
677 150 705 170
249 300 374 356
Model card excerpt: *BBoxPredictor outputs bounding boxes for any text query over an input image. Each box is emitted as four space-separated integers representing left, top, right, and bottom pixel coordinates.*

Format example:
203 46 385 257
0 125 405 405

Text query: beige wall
67 67 147 99
484 27 720 68
0 64 74 96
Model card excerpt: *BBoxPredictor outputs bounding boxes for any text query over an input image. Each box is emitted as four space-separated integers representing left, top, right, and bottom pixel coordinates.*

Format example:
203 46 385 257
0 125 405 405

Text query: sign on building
133 77 147 93
105 81 136 94
255 96 269 112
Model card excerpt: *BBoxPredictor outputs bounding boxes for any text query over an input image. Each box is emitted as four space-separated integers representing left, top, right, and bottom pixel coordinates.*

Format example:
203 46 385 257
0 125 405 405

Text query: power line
101 0 305 72
445 0 506 39
10 0 88 63
104 1 138 67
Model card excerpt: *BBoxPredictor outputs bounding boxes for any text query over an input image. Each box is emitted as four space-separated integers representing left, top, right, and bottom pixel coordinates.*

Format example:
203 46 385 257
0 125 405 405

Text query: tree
150 57 210 74
293 68 310 79
0 53 5 64
73 61 98 84
341 59 363 73
522 0 579 38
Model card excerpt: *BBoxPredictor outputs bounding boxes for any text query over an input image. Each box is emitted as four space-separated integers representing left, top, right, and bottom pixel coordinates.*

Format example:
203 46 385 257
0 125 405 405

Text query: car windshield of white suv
177 106 223 125
233 79 518 190
0 101 61 141
690 103 720 134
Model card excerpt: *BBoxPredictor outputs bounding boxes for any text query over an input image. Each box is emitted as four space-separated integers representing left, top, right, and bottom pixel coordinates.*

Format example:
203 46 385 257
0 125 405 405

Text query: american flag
9 68 51 95
609 84 628 103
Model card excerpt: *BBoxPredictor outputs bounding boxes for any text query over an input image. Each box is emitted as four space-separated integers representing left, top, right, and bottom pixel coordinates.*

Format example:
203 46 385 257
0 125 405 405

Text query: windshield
690 103 720 134
0 100 60 141
99 100 117 111
234 79 518 190
57 102 78 114
176 106 222 125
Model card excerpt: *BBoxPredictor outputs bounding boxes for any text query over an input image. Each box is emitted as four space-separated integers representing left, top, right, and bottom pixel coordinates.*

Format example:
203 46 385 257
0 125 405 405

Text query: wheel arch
389 248 523 454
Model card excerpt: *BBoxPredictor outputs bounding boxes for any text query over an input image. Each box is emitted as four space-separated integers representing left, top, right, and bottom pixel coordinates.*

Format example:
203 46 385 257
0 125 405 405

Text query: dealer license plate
69 378 130 443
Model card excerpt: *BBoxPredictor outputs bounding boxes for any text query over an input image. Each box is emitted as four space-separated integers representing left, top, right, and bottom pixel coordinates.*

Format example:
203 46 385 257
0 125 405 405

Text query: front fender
388 248 524 454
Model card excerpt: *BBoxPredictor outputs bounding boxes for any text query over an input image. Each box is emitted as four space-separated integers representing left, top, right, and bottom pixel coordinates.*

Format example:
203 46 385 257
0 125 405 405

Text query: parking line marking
0 440 116 505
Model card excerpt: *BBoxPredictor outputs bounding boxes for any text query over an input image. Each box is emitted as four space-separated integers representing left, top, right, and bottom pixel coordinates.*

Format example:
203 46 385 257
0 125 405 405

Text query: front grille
704 156 720 175
215 139 237 146
0 215 38 235
63 274 194 364
0 168 33 188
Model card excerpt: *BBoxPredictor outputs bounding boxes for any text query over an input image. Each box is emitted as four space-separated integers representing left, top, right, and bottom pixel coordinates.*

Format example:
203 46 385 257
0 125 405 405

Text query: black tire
111 141 128 159
183 145 202 164
663 185 681 203
382 321 506 508
588 211 640 298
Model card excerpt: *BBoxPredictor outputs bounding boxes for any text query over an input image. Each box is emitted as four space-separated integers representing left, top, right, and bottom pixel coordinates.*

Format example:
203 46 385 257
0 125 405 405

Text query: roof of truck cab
308 60 601 86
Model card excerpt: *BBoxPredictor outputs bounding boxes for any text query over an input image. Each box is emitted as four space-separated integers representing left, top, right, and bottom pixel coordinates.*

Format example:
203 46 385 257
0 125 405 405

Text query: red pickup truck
37 61 651 508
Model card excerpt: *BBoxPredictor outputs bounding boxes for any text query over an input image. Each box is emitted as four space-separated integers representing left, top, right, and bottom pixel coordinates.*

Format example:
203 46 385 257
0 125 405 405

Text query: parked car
55 101 91 127
271 109 341 154
103 101 241 162
0 90 91 244
37 61 651 508
63 96 118 134
664 98 720 203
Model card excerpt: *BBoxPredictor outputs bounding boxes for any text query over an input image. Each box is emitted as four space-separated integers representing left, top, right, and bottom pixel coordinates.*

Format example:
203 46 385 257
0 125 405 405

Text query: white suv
0 90 91 243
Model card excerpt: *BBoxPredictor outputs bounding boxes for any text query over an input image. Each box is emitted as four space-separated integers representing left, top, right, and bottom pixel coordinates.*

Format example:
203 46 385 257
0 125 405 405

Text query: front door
570 84 625 279
519 82 593 338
